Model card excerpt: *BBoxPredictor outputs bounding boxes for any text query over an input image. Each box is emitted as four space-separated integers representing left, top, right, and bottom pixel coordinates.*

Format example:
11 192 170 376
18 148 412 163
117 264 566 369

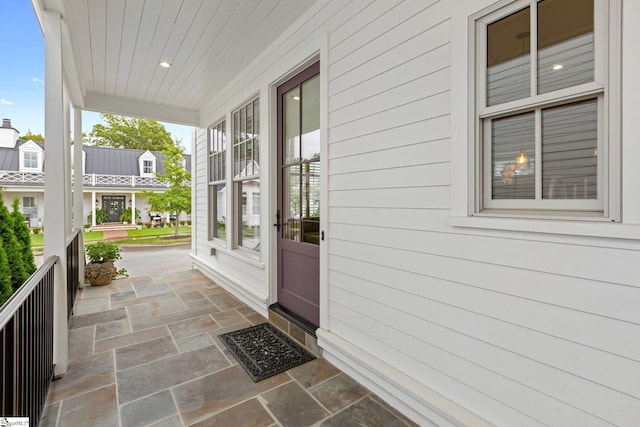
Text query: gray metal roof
0 142 191 175
0 145 18 170
0 140 45 170
83 146 191 175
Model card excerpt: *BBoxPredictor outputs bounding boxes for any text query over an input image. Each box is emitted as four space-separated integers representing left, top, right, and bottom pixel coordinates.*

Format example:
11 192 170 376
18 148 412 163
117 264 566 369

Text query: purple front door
276 62 321 327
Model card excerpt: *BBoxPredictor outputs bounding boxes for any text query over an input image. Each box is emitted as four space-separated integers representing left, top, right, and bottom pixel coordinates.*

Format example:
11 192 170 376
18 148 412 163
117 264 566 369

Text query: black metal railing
66 229 82 319
0 256 57 426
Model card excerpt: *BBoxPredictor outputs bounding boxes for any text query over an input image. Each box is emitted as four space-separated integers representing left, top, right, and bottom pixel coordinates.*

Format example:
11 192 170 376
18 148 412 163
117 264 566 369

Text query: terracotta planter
85 261 116 286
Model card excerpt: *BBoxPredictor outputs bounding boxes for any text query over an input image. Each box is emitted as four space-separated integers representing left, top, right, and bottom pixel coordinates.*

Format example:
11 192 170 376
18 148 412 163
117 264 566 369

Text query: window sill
206 242 264 269
450 215 640 241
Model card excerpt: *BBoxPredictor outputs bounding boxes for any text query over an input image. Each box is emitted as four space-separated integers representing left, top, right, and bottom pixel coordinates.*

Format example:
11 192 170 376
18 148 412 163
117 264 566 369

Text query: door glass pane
246 101 253 137
240 107 246 141
542 100 597 199
538 0 593 94
213 183 226 239
492 112 535 199
301 75 320 161
233 111 240 144
238 179 260 251
284 86 300 165
282 165 301 241
301 162 320 245
487 7 530 106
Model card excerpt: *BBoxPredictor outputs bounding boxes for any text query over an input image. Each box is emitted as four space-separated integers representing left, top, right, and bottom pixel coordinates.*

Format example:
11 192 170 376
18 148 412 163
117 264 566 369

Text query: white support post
73 107 85 284
64 87 72 237
43 10 68 377
91 191 97 226
131 192 136 224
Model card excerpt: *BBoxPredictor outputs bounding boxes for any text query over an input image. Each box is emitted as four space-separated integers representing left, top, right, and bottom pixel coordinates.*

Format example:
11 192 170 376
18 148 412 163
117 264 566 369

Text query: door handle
273 210 281 232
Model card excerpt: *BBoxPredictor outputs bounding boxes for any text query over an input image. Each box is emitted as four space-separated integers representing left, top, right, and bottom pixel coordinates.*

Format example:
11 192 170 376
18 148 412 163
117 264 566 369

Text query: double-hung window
23 196 37 219
208 120 227 241
233 97 260 252
474 0 618 218
143 160 154 174
23 151 38 169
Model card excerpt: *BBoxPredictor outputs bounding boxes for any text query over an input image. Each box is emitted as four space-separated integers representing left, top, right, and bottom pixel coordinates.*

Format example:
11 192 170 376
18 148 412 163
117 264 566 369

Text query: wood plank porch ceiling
40 0 318 125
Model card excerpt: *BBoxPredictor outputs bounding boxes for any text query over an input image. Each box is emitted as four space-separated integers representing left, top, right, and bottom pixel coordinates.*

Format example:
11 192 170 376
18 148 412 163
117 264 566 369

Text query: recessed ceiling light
159 61 171 68
552 64 563 71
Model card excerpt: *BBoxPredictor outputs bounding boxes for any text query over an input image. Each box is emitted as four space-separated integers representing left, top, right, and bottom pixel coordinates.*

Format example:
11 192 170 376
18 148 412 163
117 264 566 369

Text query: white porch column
91 191 96 226
64 87 72 236
73 107 85 284
43 10 68 377
131 192 136 224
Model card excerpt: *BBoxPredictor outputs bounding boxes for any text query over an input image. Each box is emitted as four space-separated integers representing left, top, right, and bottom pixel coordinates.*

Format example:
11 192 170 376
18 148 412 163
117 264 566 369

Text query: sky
0 1 193 153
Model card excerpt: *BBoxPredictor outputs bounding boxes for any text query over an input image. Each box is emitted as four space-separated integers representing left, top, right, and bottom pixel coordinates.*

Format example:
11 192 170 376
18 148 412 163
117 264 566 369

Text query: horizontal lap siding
325 1 640 426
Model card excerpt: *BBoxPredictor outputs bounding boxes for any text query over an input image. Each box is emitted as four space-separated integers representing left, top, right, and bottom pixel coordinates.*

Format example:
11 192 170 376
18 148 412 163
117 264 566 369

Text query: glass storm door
103 195 125 223
276 62 320 327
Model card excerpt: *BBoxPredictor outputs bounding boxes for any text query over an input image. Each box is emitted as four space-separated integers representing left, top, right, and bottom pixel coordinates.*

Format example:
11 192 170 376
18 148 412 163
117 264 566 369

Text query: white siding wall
193 1 640 426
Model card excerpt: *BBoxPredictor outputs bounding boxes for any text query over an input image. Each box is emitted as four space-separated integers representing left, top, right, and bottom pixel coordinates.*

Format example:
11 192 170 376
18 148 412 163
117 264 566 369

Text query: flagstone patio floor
41 268 418 427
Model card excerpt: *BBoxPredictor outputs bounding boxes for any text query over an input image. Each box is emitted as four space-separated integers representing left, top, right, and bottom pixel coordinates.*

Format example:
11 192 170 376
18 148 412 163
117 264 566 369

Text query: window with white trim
23 151 38 169
473 0 618 218
233 97 260 252
22 196 37 219
208 120 227 241
143 159 154 174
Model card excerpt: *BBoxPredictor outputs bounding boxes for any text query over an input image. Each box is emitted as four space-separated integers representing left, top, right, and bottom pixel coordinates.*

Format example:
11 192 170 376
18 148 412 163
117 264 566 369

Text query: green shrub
85 242 122 264
144 222 152 229
0 236 13 306
119 207 141 223
32 228 41 234
0 194 27 291
87 208 109 225
11 198 36 275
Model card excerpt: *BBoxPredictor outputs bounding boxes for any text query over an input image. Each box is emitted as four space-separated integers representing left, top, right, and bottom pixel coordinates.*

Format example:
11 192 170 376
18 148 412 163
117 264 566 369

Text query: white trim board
191 254 269 318
317 329 495 427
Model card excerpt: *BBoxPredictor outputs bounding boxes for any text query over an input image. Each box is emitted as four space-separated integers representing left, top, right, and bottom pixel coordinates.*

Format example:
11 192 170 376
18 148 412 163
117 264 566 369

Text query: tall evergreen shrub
12 198 37 275
0 194 27 291
0 236 13 306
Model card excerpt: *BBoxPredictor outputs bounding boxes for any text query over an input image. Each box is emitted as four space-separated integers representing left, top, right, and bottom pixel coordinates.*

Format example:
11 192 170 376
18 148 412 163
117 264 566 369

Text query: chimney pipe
2 119 10 128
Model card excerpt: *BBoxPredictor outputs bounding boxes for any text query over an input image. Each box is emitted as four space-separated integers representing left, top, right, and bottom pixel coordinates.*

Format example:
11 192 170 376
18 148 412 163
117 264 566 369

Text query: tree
0 236 13 306
87 113 177 151
142 146 191 238
22 129 45 142
0 193 27 292
11 198 36 275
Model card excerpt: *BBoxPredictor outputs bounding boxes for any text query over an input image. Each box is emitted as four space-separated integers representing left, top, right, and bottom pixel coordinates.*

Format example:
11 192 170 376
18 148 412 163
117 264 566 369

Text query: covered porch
40 266 415 427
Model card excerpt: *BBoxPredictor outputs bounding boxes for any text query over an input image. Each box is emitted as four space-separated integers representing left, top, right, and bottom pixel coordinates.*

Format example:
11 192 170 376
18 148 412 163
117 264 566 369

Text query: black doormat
219 323 316 382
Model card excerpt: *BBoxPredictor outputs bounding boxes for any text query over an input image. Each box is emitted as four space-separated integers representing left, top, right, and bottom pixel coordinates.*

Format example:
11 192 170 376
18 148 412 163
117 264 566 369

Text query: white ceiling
34 0 318 125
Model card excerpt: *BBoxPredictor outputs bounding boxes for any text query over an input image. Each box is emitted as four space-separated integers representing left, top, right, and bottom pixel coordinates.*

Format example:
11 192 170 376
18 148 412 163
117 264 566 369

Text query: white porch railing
0 171 174 188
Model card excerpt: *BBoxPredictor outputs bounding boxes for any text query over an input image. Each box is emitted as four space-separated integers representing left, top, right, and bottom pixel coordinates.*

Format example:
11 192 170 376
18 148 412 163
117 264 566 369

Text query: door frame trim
268 32 329 330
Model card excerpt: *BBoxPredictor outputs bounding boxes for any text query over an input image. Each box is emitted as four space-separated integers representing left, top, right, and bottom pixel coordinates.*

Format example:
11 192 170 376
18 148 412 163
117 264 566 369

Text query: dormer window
19 141 43 172
138 150 157 177
23 152 38 169
143 160 154 174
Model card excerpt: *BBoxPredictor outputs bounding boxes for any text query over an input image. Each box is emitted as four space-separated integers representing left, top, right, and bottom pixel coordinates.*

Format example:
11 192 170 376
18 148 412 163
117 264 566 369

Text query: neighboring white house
0 119 191 226
32 0 640 426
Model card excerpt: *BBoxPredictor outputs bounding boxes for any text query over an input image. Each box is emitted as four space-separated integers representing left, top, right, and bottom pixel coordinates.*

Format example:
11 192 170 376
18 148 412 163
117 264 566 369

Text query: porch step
89 223 138 232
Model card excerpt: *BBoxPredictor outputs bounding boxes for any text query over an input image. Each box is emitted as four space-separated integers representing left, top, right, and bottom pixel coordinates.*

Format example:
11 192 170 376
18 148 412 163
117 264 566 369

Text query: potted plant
84 242 122 286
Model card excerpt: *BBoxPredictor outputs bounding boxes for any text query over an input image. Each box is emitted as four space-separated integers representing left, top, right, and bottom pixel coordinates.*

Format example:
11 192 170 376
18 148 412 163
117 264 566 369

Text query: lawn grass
111 235 191 245
30 227 191 248
127 226 191 237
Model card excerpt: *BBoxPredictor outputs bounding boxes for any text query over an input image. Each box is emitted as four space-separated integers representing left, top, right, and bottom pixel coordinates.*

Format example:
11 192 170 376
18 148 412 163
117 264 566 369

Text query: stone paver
43 246 417 426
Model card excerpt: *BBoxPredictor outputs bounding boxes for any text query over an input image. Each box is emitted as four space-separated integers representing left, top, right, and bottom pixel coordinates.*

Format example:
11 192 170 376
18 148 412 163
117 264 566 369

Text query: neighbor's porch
39 266 417 427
